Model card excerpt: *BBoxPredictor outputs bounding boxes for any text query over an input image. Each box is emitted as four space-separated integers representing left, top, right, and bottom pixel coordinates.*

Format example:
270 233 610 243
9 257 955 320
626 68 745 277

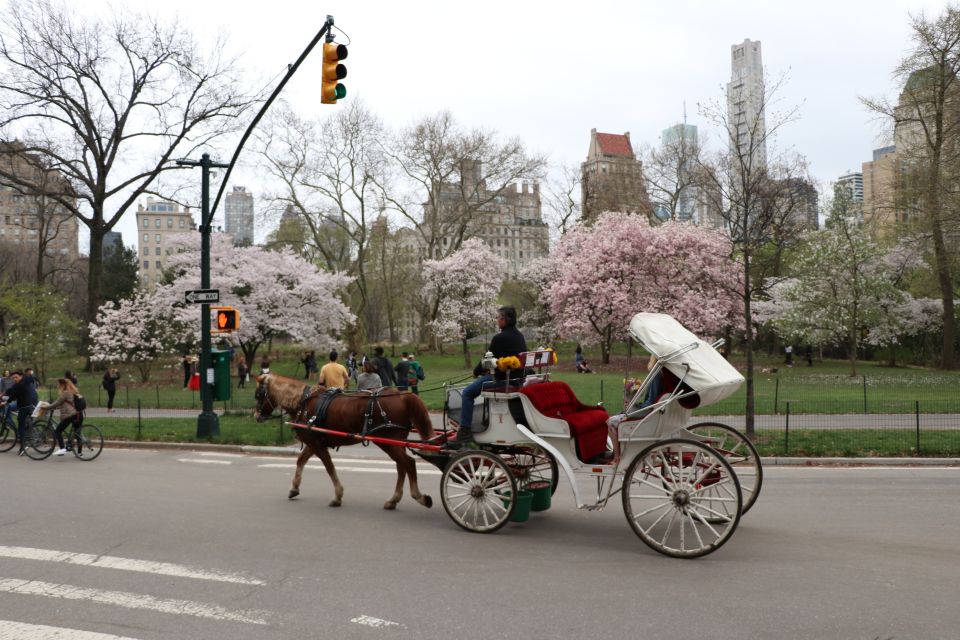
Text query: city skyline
72 0 945 251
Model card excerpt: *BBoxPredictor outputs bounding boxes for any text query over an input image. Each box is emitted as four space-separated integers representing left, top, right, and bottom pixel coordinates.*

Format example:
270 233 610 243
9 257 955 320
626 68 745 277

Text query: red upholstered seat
520 381 609 462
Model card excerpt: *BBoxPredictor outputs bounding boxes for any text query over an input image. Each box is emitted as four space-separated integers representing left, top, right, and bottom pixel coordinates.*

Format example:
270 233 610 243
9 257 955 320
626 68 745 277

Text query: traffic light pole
177 153 228 438
176 15 335 439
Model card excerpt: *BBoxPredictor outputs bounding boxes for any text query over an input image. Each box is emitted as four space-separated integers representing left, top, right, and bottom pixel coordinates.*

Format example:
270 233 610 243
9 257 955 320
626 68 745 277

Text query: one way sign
184 289 220 304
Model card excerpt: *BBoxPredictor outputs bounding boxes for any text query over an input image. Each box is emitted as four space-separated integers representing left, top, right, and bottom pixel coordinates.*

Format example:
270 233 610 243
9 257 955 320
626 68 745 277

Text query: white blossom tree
422 238 506 365
88 291 192 382
157 233 355 365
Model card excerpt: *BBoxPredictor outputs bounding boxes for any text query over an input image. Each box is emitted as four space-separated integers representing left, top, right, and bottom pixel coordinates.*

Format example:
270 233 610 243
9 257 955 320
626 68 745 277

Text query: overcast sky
86 0 947 248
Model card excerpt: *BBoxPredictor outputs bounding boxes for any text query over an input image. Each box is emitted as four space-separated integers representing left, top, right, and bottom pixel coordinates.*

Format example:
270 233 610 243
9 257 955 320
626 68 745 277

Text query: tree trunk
462 337 471 369
848 326 858 377
743 259 755 438
83 224 105 371
929 208 957 369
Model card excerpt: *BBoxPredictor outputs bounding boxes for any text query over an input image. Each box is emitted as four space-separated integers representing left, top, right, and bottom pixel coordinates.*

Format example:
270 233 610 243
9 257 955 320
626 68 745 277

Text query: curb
103 440 960 466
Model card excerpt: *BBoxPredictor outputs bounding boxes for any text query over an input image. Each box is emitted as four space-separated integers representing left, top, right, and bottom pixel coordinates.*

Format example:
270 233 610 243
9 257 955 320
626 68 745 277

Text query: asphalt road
1 447 958 639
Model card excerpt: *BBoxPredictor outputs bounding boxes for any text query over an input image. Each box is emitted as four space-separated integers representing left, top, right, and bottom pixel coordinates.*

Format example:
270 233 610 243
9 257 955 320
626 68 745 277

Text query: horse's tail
407 394 435 441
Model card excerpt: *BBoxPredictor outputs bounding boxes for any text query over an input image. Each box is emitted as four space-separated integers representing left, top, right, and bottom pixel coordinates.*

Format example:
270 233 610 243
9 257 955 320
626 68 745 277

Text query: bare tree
642 128 705 222
542 163 582 236
862 5 960 369
698 73 810 437
0 0 256 343
257 100 386 346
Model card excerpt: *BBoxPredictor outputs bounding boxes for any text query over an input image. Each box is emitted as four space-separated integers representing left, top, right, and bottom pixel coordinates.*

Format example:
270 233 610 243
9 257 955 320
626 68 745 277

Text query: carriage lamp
321 42 348 104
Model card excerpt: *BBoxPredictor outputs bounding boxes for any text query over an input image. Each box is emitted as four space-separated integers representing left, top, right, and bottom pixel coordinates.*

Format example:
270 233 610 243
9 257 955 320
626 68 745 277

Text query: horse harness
305 388 411 443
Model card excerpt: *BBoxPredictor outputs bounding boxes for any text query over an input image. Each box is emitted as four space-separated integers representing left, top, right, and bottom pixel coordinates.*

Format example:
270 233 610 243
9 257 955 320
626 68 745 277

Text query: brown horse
254 373 435 510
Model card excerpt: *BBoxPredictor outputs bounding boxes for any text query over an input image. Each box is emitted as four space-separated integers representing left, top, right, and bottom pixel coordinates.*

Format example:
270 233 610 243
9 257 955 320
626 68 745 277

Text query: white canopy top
629 313 744 407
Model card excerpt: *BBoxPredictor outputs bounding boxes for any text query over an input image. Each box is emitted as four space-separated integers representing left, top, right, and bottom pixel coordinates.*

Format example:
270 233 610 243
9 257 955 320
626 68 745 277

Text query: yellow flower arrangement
543 348 558 365
497 356 522 371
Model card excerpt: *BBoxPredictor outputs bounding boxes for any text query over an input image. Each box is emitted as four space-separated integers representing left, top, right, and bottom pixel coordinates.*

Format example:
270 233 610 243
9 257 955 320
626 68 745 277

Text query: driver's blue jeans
459 374 494 429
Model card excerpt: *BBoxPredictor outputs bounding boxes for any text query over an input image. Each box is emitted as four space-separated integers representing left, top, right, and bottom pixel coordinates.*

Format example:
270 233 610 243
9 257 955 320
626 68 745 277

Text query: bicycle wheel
24 419 55 460
72 424 104 461
0 420 16 453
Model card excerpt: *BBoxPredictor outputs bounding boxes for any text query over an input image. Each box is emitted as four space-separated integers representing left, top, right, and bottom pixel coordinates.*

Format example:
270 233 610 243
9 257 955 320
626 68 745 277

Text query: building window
155 219 161 228
155 234 161 243
143 218 149 228
155 247 161 256
155 261 161 269
179 218 185 228
143 260 149 269
143 233 149 243
167 217 173 228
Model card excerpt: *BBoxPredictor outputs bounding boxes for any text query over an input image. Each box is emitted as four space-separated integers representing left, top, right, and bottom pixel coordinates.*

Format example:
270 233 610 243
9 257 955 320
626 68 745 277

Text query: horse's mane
260 373 310 412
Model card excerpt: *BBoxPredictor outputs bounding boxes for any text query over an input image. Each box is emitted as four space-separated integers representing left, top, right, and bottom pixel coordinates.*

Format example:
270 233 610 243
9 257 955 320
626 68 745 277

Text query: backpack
414 362 425 381
72 394 87 413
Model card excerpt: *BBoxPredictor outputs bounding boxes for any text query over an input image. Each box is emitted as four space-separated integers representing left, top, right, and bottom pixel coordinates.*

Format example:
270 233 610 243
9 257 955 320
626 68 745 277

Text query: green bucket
527 481 552 512
504 490 533 523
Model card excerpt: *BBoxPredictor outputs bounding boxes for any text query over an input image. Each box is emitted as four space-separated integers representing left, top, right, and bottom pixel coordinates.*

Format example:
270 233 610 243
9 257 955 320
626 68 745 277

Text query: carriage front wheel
622 438 742 558
441 450 518 534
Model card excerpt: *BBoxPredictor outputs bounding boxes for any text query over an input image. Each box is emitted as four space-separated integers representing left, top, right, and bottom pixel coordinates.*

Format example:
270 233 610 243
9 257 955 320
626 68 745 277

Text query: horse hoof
383 502 397 510
288 490 299 499
422 495 433 509
329 500 342 507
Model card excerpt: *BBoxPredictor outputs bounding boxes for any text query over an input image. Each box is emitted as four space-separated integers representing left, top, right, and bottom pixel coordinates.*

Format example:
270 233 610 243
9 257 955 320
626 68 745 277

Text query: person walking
6 370 38 456
785 345 794 368
181 355 191 389
101 368 120 412
317 351 350 390
237 359 248 389
447 306 527 450
372 347 396 388
46 378 83 456
407 354 424 395
395 352 411 391
356 361 383 391
346 351 358 382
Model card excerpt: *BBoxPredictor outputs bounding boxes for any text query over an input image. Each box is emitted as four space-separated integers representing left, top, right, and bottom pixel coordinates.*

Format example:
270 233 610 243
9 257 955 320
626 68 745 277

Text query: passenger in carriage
606 355 660 464
445 306 527 450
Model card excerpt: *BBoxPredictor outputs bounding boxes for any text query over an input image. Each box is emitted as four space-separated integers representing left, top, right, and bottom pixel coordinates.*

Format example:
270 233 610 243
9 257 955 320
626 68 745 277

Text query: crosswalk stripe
0 579 268 625
176 458 232 465
257 463 440 475
0 546 264 585
0 620 141 639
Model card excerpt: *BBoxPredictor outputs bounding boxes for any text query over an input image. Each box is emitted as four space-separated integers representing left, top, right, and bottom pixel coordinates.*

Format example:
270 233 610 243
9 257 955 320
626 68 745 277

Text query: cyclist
5 370 38 456
46 378 82 456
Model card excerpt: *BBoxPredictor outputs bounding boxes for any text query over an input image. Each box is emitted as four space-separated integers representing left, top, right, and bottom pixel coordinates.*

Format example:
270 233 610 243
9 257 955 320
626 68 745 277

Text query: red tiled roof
596 133 633 157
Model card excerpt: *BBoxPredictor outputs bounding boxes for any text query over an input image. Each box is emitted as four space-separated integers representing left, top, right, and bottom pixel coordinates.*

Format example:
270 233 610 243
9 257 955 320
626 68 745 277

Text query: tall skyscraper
836 172 864 203
727 39 767 169
136 197 195 290
224 185 254 246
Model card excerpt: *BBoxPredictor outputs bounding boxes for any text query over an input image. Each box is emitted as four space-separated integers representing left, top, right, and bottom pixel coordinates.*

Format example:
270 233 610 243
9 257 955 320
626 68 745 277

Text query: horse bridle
254 379 275 422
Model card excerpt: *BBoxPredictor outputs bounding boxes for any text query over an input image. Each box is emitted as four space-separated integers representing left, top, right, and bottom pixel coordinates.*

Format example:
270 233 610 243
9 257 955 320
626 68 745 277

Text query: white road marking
176 458 232 465
351 615 404 629
0 620 141 639
198 452 245 458
0 546 264 585
0 579 268 625
257 463 440 475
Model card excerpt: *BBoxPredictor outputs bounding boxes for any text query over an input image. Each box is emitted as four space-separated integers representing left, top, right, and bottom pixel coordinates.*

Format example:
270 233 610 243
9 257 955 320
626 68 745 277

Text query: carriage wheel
622 438 742 558
498 444 559 495
685 422 763 516
441 450 518 534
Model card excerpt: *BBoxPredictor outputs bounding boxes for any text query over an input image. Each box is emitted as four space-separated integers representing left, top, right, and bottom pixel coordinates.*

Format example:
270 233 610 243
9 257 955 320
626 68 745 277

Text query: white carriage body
448 313 745 508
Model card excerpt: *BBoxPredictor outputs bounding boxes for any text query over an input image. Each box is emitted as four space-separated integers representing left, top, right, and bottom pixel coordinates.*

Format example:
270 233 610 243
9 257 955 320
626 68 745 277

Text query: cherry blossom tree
156 233 355 365
422 238 506 366
543 213 742 364
88 291 193 382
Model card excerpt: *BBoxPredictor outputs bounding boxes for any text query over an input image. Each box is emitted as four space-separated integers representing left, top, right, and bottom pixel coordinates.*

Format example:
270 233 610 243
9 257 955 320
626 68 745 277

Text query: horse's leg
377 444 407 510
313 446 345 507
403 447 433 509
289 445 312 499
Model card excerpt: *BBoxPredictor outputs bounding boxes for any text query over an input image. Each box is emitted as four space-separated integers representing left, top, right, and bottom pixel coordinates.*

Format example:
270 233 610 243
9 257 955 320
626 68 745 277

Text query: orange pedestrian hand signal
211 307 239 333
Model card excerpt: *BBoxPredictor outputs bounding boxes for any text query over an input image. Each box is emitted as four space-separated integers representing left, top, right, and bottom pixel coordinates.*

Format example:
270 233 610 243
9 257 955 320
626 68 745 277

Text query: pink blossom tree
156 233 355 365
88 291 194 382
422 238 506 366
543 213 742 364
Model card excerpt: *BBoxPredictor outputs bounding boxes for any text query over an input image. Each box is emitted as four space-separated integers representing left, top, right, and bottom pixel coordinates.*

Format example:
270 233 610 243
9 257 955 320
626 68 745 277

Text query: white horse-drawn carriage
428 312 762 558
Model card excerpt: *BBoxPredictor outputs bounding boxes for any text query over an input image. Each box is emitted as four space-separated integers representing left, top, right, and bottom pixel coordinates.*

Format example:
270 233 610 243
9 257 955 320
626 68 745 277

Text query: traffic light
321 42 348 104
212 307 239 333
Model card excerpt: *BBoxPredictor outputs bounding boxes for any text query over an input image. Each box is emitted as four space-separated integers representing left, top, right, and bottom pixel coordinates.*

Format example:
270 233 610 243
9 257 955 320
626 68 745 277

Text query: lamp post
177 15 336 439
177 153 229 438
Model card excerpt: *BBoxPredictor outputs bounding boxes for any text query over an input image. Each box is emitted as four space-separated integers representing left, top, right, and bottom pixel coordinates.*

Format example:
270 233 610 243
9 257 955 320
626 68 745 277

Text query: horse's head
253 374 276 423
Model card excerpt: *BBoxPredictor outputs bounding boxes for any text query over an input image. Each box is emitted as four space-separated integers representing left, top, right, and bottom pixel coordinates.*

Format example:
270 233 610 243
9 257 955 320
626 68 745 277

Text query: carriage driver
446 306 527 450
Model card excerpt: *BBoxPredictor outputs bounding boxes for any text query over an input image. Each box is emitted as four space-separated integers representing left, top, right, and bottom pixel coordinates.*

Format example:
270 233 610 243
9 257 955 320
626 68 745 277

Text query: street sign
184 289 220 304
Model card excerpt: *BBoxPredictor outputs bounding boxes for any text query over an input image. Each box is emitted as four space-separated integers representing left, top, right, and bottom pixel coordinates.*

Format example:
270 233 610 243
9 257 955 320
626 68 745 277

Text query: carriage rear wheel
441 450 518 534
498 444 559 495
685 422 763 516
622 438 742 558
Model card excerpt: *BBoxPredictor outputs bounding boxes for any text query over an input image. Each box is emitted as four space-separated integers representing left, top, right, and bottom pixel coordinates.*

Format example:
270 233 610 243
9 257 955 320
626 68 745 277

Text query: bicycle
27 408 103 461
0 406 18 453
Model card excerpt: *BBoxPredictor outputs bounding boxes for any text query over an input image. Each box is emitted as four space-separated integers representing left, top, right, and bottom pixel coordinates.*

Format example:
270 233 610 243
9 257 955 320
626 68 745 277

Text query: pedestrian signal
321 42 348 104
212 307 239 333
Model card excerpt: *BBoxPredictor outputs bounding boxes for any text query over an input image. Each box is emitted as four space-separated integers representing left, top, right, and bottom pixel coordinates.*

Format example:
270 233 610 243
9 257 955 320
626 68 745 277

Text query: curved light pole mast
178 15 336 438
